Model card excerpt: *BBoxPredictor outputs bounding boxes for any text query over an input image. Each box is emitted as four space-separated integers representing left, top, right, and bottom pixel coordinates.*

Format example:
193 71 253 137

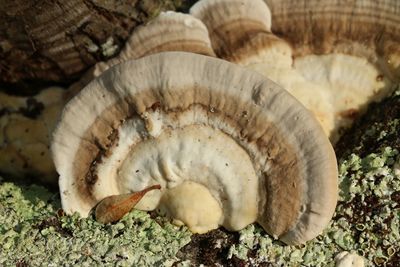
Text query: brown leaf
95 184 161 224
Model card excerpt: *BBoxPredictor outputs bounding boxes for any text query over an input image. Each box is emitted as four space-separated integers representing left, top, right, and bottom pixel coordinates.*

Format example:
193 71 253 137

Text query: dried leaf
95 184 161 224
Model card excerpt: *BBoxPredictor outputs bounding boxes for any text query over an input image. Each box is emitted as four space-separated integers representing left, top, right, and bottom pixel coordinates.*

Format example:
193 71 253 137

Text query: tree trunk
0 0 189 94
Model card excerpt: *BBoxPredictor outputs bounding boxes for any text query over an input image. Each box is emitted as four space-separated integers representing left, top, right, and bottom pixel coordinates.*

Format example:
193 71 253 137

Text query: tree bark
0 0 188 94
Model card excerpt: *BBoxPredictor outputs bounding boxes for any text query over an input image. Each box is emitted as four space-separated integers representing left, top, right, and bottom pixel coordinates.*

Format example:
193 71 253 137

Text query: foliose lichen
1 144 399 266
226 146 399 266
0 181 191 266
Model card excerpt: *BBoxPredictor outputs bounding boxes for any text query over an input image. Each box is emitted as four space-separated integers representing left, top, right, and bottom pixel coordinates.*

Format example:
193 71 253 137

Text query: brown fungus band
190 0 400 142
51 52 338 245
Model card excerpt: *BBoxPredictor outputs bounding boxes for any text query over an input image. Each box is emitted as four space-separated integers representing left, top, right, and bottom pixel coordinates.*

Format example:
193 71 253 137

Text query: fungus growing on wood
52 52 338 245
190 0 400 141
95 11 216 75
0 11 215 183
68 11 215 98
0 87 65 183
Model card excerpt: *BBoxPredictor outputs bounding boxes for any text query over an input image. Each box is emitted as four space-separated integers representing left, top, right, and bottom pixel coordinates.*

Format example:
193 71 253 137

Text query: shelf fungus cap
266 0 400 65
95 11 215 75
68 11 215 99
192 0 400 141
264 0 400 138
190 0 292 66
52 52 338 245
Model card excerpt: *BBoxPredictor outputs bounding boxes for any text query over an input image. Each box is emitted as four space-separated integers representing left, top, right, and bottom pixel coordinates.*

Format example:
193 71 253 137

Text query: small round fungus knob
159 181 223 234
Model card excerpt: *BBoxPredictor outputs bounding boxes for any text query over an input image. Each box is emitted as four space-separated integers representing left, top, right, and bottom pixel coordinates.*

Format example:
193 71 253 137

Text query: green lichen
101 37 119 57
1 146 399 266
227 146 400 266
1 143 399 266
0 181 191 266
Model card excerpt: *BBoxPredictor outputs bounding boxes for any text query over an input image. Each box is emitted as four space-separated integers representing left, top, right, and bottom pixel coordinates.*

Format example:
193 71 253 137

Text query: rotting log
0 0 192 94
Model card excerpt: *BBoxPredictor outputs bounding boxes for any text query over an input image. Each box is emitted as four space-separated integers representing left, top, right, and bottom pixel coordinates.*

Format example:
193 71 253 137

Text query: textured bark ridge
0 0 186 93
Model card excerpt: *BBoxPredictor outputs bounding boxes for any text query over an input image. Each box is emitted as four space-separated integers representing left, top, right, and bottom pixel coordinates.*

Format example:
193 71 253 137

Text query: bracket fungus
52 52 338 245
68 11 215 98
0 87 65 183
190 0 400 141
0 10 215 184
95 11 215 76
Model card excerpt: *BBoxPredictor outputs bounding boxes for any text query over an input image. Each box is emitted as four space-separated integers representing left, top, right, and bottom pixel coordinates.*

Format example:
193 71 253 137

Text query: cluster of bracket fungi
1 2 399 265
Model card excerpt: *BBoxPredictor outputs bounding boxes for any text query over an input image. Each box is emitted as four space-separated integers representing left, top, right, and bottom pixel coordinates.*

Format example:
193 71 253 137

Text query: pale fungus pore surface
191 0 400 141
158 181 223 234
247 62 336 136
52 52 338 245
0 87 65 183
335 251 365 267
